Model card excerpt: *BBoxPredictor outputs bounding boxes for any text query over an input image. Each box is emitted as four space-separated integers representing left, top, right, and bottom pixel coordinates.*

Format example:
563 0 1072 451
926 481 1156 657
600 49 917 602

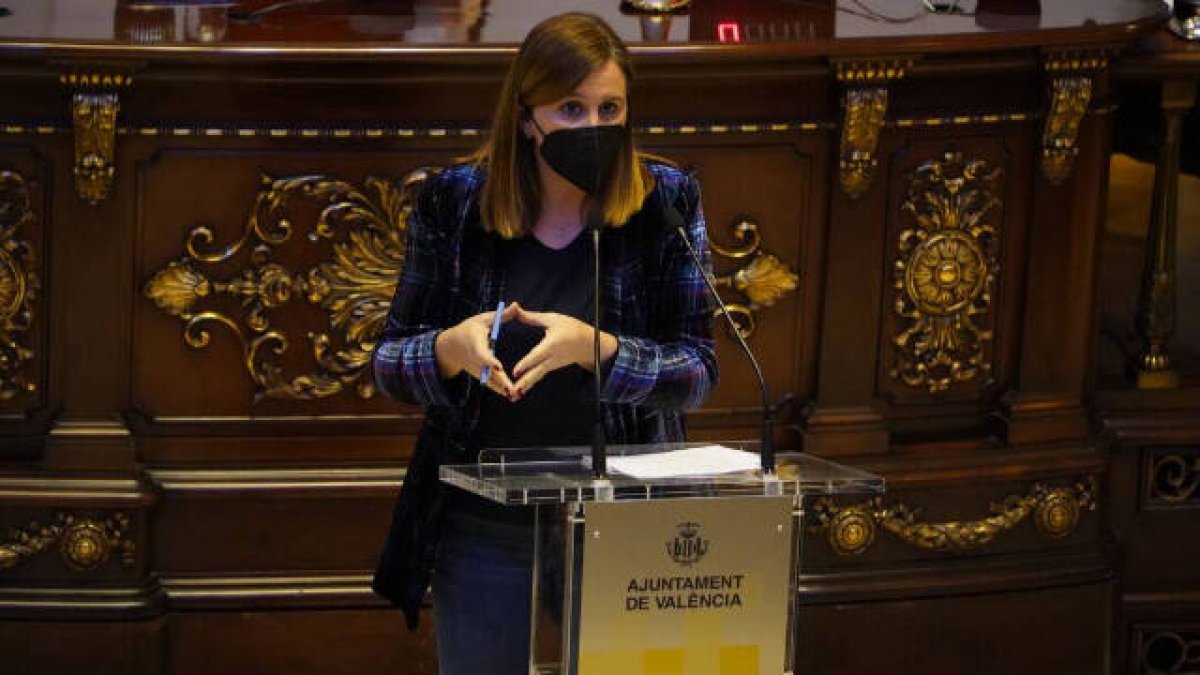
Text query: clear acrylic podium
440 441 883 675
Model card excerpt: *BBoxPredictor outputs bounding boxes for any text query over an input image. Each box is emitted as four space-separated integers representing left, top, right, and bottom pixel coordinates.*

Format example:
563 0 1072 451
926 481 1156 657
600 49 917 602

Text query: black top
470 229 596 450
451 228 595 522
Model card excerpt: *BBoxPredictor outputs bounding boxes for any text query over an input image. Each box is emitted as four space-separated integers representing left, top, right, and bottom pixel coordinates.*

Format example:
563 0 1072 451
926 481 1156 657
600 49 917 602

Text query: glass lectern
441 441 883 675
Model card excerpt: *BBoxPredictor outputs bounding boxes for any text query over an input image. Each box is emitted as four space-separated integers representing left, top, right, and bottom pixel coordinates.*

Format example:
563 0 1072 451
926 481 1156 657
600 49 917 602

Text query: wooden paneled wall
0 21 1196 675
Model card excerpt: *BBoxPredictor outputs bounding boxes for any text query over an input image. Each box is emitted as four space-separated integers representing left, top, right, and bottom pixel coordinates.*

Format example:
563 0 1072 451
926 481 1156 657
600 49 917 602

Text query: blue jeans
432 505 535 675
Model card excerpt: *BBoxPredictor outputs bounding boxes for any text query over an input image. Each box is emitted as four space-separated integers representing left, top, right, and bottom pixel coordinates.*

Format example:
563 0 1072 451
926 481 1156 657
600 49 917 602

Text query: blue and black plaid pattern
373 160 717 442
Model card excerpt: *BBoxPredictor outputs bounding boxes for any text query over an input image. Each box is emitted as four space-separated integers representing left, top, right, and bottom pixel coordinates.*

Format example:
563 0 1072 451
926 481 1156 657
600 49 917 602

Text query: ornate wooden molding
1137 629 1200 674
0 113 1033 141
709 217 799 339
161 573 375 609
1040 51 1109 185
0 512 135 572
148 465 405 492
58 68 134 205
892 112 1034 128
0 120 836 139
0 170 40 401
891 151 1001 394
145 170 426 402
125 120 831 138
835 58 912 200
811 476 1096 555
1146 448 1200 507
144 169 798 399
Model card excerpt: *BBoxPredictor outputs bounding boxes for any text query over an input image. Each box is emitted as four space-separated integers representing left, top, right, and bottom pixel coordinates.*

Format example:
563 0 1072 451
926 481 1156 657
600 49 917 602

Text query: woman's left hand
511 308 617 396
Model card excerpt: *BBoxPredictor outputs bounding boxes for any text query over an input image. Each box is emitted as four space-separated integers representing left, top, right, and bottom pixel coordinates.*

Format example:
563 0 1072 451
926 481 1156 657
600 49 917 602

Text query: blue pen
480 301 505 384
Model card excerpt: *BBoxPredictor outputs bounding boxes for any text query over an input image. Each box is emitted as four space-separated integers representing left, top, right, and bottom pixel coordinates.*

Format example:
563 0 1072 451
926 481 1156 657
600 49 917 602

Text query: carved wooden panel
799 582 1112 674
643 137 820 418
0 149 47 425
169 610 436 675
875 134 1029 411
1119 443 1200 593
133 146 474 421
153 487 391 574
133 139 817 433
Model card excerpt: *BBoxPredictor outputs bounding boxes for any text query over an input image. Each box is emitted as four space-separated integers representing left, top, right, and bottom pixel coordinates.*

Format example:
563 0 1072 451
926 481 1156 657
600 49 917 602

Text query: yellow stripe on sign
580 652 635 674
644 648 685 675
719 645 760 675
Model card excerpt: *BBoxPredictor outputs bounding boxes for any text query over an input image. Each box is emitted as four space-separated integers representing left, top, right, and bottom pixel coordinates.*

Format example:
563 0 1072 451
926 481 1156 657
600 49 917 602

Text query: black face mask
533 121 627 198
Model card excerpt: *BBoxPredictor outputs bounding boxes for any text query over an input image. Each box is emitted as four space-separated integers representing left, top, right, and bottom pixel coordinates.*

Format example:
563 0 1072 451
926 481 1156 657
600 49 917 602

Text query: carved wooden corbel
58 67 135 205
1040 51 1109 185
835 58 913 200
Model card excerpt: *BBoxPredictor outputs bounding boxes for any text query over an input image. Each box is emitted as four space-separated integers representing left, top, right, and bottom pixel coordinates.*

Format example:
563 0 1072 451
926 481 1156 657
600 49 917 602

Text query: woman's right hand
434 303 521 401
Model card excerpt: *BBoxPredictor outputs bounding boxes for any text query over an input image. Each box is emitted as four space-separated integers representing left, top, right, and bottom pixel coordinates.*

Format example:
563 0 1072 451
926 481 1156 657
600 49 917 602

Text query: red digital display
717 21 741 43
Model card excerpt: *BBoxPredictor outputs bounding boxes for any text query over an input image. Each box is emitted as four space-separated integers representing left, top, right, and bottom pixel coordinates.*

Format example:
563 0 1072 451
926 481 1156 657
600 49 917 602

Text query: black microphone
588 209 607 478
662 203 777 474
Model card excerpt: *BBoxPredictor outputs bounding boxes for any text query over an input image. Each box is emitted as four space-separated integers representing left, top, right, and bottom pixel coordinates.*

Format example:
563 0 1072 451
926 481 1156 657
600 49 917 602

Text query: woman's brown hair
468 12 653 238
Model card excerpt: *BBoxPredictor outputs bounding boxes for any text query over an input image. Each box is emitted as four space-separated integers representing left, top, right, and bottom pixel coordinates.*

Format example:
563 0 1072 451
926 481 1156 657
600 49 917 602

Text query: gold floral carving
0 512 135 572
891 151 1001 394
1033 484 1087 539
813 502 877 556
144 170 426 401
810 477 1096 555
60 68 133 205
835 59 911 200
1041 52 1107 185
709 217 798 338
0 170 40 401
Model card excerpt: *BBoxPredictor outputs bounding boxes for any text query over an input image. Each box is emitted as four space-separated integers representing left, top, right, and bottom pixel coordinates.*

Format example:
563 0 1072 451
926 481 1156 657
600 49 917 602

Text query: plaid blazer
370 160 717 628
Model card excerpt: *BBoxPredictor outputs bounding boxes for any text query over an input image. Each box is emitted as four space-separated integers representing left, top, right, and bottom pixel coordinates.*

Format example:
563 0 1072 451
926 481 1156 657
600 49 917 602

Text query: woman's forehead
566 61 626 100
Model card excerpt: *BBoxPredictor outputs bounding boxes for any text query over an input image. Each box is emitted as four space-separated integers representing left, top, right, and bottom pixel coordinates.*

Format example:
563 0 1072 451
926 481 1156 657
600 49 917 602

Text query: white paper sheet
607 445 762 480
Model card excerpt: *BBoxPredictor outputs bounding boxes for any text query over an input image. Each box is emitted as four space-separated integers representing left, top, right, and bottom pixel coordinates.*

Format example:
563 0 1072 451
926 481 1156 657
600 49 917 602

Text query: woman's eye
600 101 622 119
559 101 584 118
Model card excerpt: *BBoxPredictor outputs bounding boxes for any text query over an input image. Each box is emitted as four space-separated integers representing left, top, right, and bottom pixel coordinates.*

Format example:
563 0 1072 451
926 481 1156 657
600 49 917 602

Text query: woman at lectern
370 12 717 674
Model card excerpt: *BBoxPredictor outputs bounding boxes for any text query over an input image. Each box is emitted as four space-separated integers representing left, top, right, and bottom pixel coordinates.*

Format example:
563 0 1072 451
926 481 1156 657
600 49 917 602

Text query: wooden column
1135 78 1198 389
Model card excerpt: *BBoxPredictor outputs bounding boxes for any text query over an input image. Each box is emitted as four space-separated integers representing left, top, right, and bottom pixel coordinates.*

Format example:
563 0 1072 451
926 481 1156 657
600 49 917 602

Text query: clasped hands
434 302 617 402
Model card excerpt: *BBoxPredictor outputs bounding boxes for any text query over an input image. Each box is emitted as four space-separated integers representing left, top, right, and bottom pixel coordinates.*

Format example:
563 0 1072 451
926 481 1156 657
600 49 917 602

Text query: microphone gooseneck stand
590 217 607 479
668 208 776 475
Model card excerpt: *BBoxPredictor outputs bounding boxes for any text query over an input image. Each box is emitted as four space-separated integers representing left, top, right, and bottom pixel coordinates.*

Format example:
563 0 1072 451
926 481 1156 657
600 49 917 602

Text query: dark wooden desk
0 2 1194 673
